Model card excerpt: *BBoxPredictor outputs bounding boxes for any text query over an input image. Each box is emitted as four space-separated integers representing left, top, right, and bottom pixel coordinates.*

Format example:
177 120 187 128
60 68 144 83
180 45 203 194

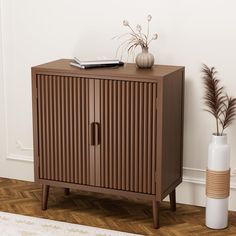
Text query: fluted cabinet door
97 79 158 195
35 74 158 194
36 75 95 185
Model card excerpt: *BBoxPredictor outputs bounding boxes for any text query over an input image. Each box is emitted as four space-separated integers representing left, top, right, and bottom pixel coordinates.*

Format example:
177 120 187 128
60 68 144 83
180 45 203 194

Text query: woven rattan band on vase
206 169 230 199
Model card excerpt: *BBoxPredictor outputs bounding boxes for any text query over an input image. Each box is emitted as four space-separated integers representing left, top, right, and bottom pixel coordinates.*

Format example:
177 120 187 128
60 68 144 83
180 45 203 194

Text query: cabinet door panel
98 79 157 194
36 75 93 185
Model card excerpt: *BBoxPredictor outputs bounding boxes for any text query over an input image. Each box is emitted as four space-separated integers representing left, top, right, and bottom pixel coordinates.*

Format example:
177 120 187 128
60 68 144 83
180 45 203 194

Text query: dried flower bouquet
115 15 158 59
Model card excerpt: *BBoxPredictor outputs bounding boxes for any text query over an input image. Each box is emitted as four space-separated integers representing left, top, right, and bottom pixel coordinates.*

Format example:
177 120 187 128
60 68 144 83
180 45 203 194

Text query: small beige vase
135 46 154 69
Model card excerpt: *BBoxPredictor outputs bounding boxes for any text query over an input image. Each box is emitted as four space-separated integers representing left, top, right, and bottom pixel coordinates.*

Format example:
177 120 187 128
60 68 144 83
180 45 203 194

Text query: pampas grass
202 64 236 135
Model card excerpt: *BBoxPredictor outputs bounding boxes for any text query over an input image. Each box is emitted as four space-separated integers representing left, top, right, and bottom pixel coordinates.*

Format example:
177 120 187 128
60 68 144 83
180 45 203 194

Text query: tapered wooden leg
169 189 176 211
153 200 160 229
64 188 70 195
42 185 50 211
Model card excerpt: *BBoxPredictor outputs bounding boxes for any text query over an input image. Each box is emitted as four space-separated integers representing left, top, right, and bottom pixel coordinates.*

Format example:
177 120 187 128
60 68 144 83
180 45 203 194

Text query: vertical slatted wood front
36 75 157 194
36 75 93 185
98 79 157 194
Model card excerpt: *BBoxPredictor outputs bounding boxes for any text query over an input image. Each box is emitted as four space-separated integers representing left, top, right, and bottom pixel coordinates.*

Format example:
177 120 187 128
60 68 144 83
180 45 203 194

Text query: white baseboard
170 180 236 211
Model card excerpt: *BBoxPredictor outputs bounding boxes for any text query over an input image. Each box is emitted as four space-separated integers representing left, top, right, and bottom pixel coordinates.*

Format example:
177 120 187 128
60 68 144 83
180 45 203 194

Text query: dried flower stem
147 21 150 44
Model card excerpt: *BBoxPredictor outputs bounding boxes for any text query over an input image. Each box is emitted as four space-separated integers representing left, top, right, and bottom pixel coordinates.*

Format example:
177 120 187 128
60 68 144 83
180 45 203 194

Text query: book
70 62 85 69
70 61 124 69
74 57 120 66
70 57 124 69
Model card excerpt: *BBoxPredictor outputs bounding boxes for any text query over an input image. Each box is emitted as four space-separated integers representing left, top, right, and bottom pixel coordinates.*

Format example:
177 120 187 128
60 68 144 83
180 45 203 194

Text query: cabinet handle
91 122 100 146
94 122 100 146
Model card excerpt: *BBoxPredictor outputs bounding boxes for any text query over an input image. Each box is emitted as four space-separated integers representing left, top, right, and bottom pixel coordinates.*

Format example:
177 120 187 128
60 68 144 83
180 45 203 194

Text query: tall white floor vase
205 134 230 229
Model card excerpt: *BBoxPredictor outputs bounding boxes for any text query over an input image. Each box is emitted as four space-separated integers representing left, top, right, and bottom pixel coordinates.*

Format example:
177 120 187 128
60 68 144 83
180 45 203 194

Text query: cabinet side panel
161 70 184 198
151 84 157 194
36 75 43 179
32 70 39 181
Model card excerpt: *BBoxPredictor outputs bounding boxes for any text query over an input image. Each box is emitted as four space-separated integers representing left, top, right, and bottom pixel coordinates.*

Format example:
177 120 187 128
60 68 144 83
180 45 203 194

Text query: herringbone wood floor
0 178 236 235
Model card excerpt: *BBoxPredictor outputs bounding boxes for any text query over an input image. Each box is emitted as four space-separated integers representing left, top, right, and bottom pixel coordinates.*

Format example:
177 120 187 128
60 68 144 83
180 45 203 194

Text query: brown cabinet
32 59 185 228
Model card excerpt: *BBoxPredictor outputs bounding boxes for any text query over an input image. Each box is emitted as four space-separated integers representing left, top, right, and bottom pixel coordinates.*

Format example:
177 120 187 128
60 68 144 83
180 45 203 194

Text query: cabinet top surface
32 59 184 80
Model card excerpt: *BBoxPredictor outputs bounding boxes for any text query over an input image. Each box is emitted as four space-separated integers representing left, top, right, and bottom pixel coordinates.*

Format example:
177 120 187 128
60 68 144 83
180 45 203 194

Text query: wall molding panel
0 0 33 163
0 0 34 181
183 167 236 189
16 140 33 152
7 154 33 163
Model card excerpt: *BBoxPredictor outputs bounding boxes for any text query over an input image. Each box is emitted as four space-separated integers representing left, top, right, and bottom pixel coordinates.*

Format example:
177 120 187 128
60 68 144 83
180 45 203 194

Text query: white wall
0 0 236 209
